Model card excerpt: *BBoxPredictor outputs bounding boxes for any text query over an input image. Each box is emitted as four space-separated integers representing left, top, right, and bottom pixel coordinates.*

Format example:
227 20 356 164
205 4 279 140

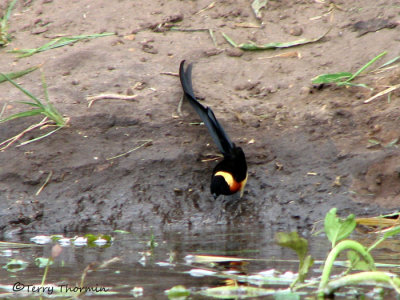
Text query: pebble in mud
204 48 223 57
141 39 158 54
142 43 158 54
286 26 303 36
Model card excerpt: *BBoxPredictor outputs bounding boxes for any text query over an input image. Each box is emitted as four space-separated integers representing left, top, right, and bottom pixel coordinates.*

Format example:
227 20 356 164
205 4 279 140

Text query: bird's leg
177 94 184 117
214 195 229 224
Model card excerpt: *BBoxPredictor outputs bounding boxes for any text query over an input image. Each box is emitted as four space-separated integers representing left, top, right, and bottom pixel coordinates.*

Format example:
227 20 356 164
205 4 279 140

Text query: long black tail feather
179 61 235 157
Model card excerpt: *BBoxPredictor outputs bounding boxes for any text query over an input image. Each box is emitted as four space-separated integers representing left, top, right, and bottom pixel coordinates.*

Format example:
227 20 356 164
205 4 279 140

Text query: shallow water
0 226 398 299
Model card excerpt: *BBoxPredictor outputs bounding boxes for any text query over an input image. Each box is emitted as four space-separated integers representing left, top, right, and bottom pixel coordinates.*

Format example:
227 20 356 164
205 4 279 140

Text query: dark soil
1 0 399 234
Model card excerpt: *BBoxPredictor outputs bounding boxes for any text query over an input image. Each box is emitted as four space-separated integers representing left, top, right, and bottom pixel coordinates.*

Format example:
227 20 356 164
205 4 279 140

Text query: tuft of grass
0 0 17 47
312 51 387 89
8 32 115 58
0 72 67 150
1 72 65 125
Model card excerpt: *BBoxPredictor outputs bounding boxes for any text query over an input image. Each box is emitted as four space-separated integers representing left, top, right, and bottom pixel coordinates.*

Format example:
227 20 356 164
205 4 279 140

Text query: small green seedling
0 0 17 46
312 51 387 89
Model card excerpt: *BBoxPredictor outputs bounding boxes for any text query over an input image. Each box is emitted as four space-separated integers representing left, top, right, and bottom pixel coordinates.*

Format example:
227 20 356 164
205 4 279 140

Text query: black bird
179 60 248 199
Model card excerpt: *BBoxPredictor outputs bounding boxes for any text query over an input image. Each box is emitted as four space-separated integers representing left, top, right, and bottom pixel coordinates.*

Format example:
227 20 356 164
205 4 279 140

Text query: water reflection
0 227 331 298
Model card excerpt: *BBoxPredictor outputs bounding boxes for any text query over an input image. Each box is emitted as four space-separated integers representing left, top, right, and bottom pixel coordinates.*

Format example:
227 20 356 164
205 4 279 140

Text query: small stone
226 48 244 57
204 48 223 57
126 88 134 96
289 26 303 36
300 86 310 95
142 44 158 54
234 81 259 91
163 14 183 23
31 27 48 34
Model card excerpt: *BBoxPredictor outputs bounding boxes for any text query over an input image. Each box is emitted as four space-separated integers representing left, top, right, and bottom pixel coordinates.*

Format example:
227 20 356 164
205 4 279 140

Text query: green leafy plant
312 51 387 89
276 231 314 287
276 208 400 297
163 209 400 298
0 72 67 150
147 230 159 251
315 208 399 297
324 207 356 248
0 0 17 46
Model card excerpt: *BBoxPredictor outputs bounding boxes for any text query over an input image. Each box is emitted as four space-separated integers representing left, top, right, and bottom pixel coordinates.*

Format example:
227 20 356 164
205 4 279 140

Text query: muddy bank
0 114 388 233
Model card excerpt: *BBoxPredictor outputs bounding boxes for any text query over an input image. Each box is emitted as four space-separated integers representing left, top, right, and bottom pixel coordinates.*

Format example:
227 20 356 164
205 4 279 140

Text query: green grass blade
346 51 387 82
9 39 61 57
10 49 36 58
224 29 330 51
0 73 43 106
1 109 44 122
312 72 353 84
33 38 61 52
18 126 63 147
39 73 65 125
8 32 115 58
368 226 400 252
43 107 65 126
17 101 42 108
2 0 17 28
0 66 39 83
69 32 115 40
377 55 400 69
221 32 238 47
0 0 17 46
337 81 371 89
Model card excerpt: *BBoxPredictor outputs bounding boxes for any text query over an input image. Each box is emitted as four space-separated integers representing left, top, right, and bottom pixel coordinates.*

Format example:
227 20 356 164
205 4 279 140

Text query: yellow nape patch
214 171 248 197
215 171 235 188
